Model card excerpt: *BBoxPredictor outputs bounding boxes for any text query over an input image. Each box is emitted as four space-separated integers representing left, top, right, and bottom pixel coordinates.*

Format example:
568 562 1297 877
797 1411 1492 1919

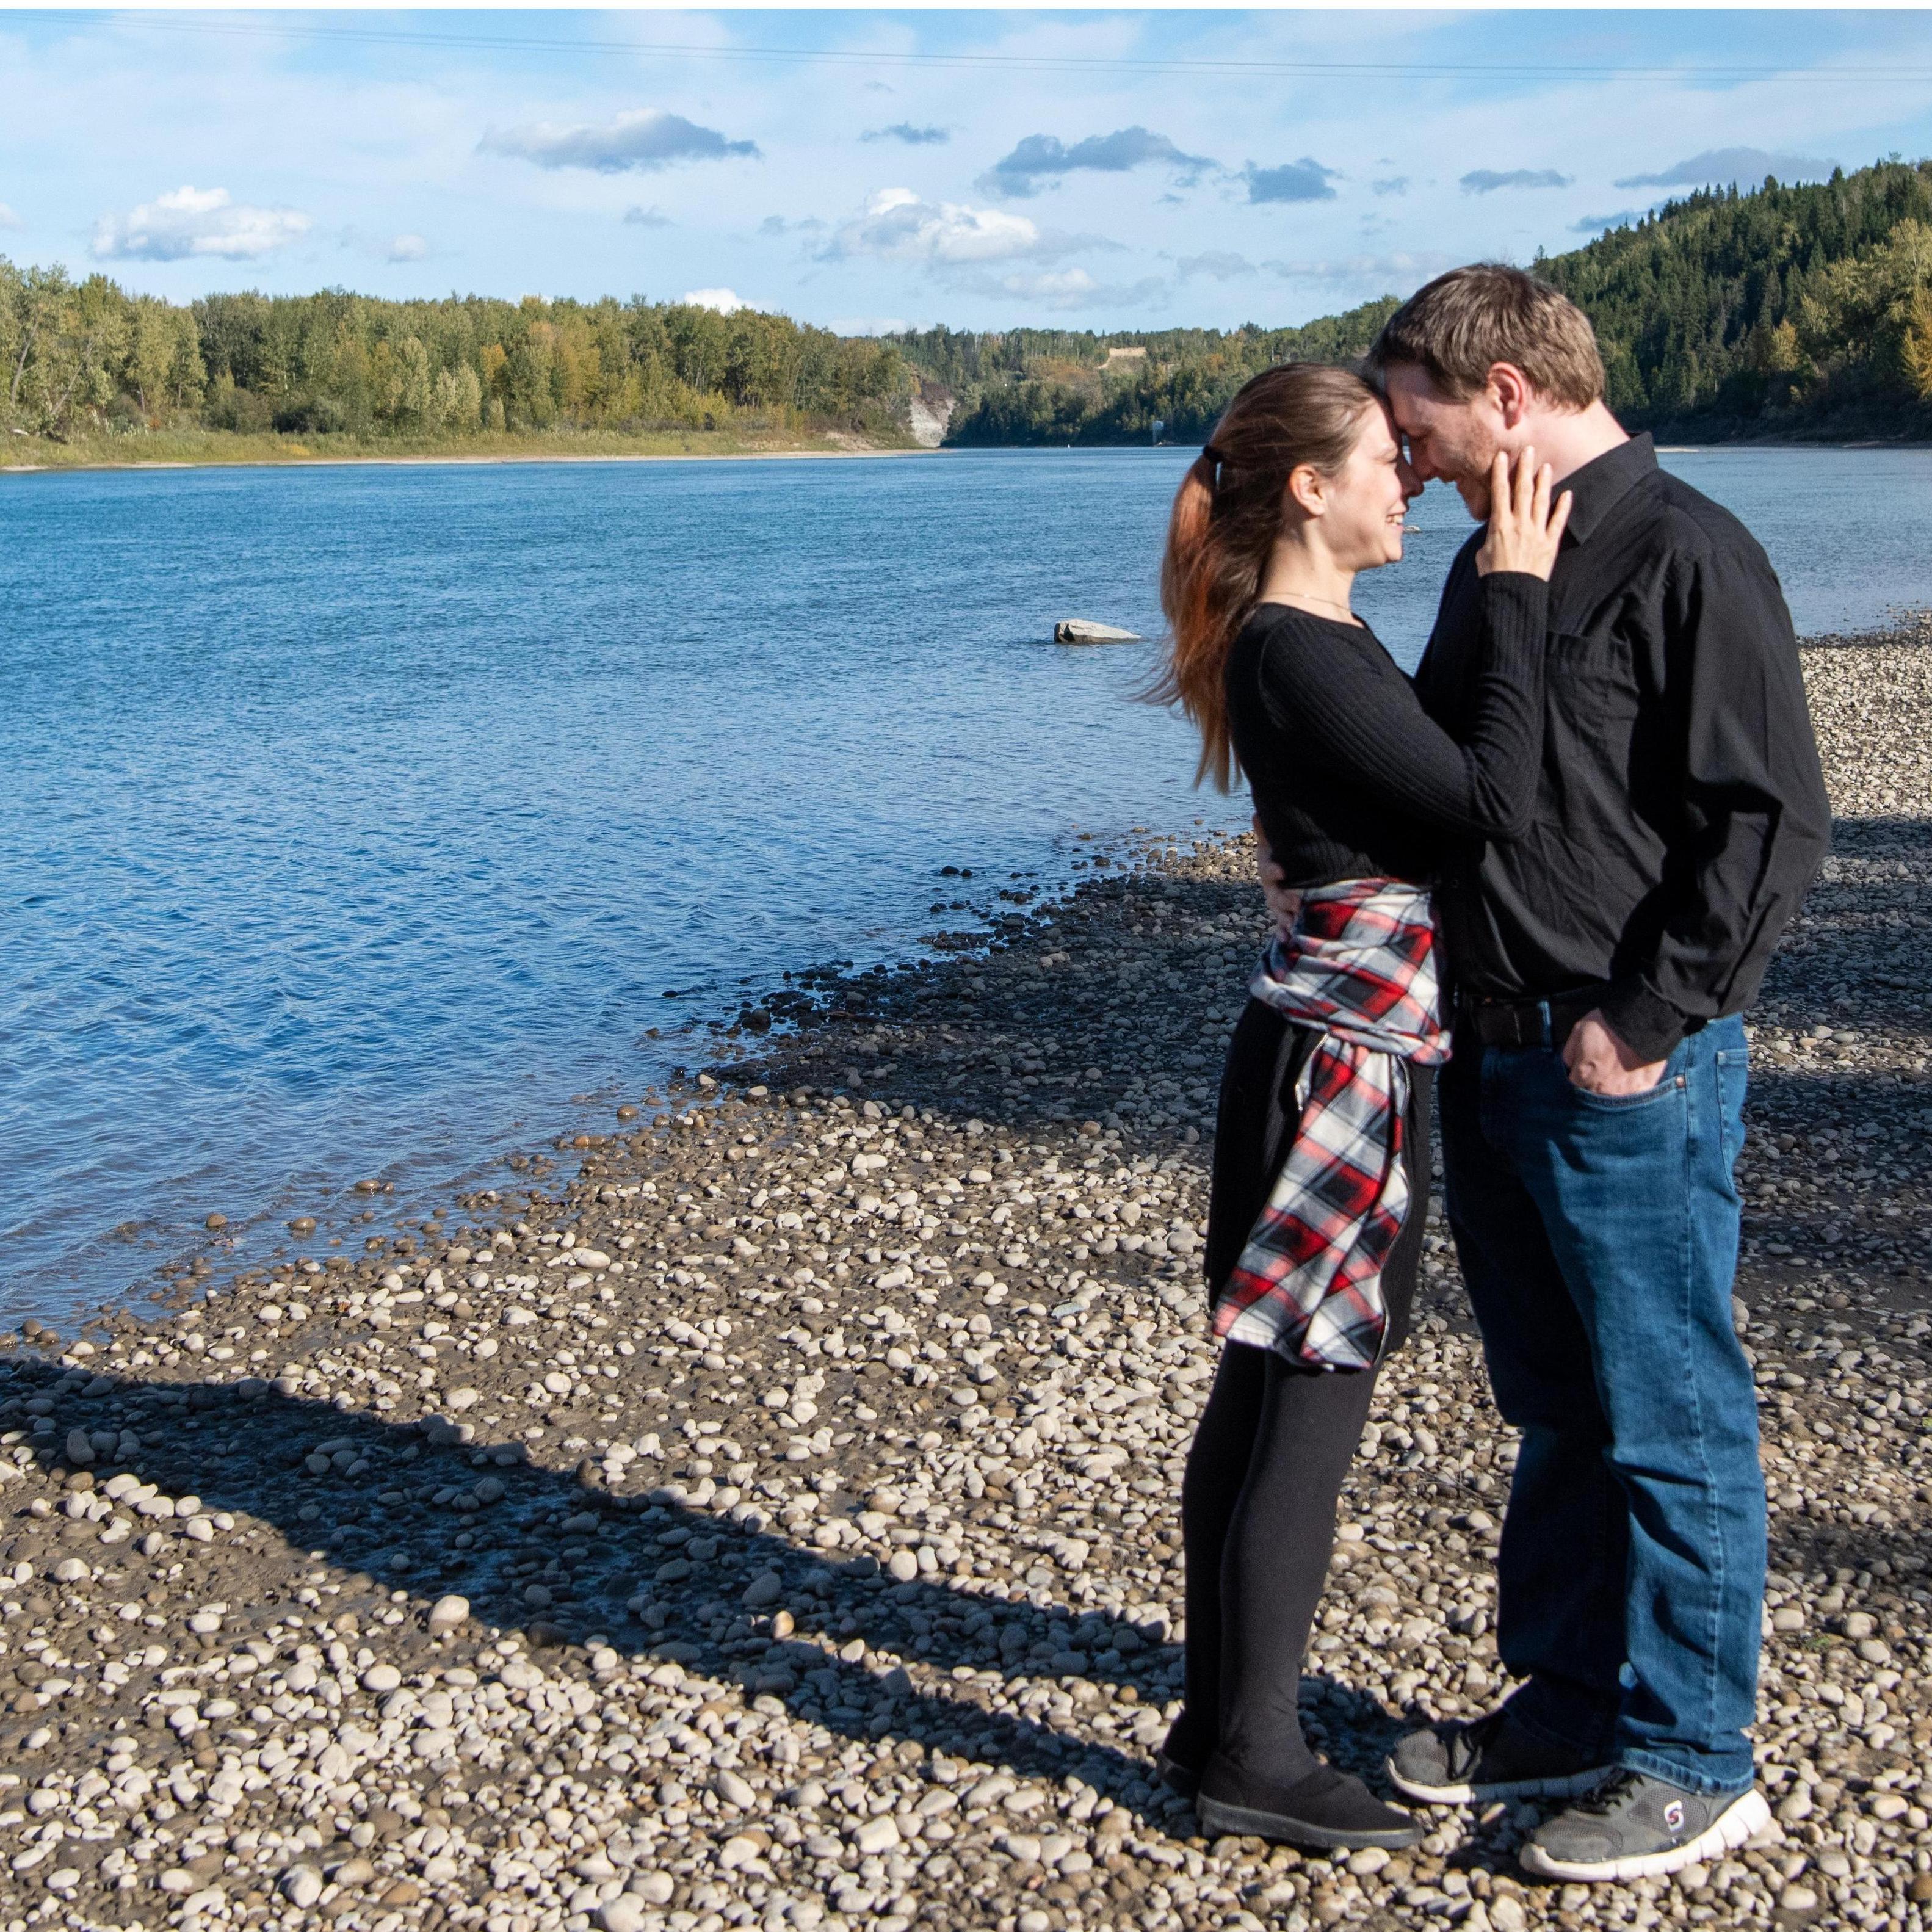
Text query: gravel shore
0 627 1927 1932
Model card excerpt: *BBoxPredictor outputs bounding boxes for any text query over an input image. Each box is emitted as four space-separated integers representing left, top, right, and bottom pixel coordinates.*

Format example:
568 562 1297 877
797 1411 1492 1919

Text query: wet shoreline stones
0 626 1925 1931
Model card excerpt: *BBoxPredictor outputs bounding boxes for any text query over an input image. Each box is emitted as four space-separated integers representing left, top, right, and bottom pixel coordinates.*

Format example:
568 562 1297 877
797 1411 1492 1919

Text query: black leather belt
1455 985 1613 1052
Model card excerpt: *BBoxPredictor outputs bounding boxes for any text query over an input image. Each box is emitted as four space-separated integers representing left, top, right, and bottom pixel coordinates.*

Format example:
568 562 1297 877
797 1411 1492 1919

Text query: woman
1148 363 1569 1850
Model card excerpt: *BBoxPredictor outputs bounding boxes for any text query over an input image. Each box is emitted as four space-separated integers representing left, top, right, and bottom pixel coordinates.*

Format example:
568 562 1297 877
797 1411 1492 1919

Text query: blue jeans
1439 1011 1761 1796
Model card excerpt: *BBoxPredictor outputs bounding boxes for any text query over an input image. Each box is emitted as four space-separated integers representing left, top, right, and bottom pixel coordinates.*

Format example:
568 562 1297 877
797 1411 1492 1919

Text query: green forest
900 156 1932 445
0 272 913 462
5 156 1931 465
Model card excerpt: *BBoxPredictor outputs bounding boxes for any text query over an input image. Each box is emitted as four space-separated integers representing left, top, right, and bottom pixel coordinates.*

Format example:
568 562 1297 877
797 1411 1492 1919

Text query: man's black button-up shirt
1412 432 1831 1062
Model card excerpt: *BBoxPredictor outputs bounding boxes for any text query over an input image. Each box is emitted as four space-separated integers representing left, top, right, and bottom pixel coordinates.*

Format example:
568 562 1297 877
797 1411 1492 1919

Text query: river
1 444 1924 1317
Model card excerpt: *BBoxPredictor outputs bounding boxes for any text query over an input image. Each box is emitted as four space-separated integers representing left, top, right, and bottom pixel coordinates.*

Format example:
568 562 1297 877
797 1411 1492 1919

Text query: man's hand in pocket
1563 1011 1667 1096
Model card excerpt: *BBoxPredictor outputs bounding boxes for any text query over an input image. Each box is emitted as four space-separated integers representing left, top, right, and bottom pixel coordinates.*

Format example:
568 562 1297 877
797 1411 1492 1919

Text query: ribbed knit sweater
1224 571 1549 889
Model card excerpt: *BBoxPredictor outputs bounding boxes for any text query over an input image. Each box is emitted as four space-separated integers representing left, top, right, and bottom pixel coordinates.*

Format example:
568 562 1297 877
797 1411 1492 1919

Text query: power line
18 9 1932 86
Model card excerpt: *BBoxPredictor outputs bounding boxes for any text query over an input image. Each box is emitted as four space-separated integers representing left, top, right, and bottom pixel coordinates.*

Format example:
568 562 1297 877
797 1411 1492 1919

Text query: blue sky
4 9 1931 331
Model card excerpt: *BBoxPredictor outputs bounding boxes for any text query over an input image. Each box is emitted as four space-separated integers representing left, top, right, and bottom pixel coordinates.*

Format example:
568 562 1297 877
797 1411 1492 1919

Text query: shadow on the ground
0 1357 1213 1822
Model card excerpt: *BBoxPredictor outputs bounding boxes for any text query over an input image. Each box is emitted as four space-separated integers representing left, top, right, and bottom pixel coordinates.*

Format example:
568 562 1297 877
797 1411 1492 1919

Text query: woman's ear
1283 463 1326 520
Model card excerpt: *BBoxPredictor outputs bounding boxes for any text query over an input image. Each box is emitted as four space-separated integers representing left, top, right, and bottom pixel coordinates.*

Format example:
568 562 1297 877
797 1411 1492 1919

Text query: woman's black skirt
1202 997 1435 1364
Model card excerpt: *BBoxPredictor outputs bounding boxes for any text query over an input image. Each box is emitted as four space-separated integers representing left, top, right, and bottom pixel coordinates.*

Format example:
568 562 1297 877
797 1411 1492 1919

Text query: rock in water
1054 620 1141 645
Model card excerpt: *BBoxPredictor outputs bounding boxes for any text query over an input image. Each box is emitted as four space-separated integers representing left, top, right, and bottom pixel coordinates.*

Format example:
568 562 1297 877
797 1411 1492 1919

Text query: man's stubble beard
1445 423 1505 523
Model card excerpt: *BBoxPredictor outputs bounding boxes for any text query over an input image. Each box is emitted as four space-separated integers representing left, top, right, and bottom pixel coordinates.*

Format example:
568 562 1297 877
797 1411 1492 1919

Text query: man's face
1383 363 1507 522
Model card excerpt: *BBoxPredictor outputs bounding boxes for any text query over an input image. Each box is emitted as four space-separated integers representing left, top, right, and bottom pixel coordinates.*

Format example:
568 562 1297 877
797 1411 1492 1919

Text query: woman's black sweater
1224 571 1549 889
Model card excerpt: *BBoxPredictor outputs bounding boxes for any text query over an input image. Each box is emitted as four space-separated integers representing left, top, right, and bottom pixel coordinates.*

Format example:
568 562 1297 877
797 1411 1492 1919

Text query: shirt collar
1557 431 1655 546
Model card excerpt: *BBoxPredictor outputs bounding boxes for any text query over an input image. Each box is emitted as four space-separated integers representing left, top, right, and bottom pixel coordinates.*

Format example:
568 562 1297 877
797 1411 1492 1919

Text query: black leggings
1178 1000 1433 1784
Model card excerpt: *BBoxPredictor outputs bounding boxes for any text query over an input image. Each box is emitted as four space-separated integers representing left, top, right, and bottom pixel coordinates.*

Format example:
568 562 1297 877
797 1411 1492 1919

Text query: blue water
2 444 1926 1320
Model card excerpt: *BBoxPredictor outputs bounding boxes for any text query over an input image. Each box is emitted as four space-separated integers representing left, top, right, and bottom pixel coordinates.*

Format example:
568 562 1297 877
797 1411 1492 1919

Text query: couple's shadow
3 1353 1621 1871
1 1356 1229 1826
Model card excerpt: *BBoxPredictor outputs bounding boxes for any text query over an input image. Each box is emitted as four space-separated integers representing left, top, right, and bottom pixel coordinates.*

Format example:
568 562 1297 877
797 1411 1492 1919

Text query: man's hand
1253 815 1303 939
1563 1010 1668 1096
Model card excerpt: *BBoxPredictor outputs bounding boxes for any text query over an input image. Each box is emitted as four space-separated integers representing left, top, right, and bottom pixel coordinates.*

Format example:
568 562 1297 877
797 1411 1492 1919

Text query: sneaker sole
1518 1788 1771 1883
1196 1793 1425 1853
1386 1759 1613 1807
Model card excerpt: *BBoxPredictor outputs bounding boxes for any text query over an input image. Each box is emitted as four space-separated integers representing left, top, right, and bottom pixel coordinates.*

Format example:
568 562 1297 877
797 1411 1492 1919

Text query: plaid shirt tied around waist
1213 878 1450 1372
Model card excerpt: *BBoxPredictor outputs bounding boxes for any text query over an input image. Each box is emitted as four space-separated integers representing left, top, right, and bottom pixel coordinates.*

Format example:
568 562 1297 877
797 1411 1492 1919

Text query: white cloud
624 206 673 229
0 203 21 231
968 266 1168 313
386 233 428 262
821 188 1060 267
1243 158 1340 205
92 185 310 262
1460 168 1574 195
681 288 759 315
982 127 1214 199
1616 147 1836 190
1263 250 1455 291
828 314 916 336
1178 250 1256 281
480 109 758 175
1572 209 1655 236
863 124 949 148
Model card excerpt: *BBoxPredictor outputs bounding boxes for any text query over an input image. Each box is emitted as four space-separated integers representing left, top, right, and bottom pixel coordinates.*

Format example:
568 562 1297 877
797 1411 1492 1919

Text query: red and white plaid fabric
1213 878 1449 1371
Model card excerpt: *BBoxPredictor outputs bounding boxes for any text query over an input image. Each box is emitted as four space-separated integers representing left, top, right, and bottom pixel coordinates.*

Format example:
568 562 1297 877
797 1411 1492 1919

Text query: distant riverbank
1 425 925 474
12 429 1928 479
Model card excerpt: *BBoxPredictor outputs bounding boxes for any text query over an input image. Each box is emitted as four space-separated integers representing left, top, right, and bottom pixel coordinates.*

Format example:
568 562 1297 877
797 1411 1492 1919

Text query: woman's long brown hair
1152 362 1382 790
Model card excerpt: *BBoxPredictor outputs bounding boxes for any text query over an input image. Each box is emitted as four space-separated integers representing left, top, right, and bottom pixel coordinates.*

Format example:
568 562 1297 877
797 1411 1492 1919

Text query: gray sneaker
1521 1770 1771 1881
1387 1707 1612 1806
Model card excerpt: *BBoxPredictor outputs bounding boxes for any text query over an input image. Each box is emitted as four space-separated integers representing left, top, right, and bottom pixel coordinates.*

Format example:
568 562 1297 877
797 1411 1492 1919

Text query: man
1361 266 1829 1881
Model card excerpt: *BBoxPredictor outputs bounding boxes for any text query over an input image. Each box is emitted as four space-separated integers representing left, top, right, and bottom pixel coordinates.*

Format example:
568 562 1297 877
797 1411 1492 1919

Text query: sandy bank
0 440 930 479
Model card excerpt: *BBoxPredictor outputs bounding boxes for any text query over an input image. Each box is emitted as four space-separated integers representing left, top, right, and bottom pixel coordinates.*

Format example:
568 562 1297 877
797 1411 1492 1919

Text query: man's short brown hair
1368 263 1605 410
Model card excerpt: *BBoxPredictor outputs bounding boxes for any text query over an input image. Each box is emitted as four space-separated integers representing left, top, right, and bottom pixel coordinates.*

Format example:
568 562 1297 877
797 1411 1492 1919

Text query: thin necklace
1270 590 1356 620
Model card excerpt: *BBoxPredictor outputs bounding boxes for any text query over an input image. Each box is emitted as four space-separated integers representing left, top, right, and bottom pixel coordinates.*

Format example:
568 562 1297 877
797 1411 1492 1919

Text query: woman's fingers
1531 458 1553 530
1483 447 1569 571
1515 445 1538 524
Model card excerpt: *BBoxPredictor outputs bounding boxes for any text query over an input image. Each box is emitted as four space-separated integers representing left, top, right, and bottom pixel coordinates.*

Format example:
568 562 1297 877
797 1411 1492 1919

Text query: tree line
0 271 910 444
1538 157 1932 432
891 157 1932 444
7 156 1931 452
892 307 1398 446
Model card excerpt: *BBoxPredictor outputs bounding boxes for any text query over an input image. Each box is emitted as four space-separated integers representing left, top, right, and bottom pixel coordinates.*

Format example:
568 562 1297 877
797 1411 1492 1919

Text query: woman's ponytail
1151 364 1381 791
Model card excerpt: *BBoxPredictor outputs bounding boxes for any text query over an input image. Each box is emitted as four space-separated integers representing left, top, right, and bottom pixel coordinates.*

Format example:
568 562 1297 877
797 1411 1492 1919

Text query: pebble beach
0 624 1928 1932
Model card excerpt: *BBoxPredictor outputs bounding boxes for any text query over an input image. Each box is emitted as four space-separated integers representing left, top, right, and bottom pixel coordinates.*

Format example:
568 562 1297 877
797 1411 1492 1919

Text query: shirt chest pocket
1541 630 1646 825
1546 628 1641 741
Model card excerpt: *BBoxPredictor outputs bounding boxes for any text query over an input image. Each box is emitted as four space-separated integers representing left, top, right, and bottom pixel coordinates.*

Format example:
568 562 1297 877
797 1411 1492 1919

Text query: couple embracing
1151 266 1831 1883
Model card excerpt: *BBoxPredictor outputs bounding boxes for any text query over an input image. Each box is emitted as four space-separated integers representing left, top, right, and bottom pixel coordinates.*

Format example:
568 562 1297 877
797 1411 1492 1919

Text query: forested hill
5 157 1931 461
900 157 1932 446
0 276 910 454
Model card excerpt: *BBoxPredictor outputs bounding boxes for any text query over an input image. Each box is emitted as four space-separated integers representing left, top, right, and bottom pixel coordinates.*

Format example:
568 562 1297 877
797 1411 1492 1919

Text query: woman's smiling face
1318 400 1422 571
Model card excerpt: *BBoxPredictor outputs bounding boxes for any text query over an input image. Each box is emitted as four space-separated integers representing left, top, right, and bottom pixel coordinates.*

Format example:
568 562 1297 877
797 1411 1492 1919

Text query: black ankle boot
1197 1753 1425 1851
1156 1710 1212 1800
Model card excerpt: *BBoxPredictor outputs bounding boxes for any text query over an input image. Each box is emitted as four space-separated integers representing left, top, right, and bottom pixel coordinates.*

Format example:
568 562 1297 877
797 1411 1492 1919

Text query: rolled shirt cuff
1594 977 1690 1064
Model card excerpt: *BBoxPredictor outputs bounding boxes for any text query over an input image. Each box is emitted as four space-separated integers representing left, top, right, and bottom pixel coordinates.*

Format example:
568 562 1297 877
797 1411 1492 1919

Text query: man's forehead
1381 365 1447 425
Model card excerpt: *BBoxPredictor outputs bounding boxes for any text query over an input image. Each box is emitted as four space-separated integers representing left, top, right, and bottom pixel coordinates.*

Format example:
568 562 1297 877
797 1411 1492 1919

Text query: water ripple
1 445 1922 1320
